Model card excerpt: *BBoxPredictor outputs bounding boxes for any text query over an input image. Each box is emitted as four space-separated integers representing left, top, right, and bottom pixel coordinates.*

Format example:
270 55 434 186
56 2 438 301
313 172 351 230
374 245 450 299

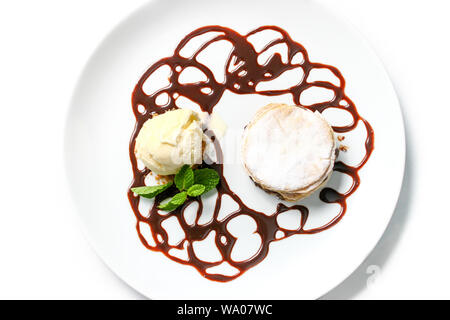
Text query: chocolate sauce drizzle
128 26 374 282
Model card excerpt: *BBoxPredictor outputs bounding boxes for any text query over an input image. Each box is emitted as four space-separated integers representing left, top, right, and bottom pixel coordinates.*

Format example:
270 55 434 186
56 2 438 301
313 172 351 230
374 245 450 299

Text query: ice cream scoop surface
135 109 203 175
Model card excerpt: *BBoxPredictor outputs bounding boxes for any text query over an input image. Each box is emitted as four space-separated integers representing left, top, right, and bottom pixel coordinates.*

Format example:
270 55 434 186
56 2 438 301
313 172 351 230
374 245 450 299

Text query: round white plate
65 0 404 299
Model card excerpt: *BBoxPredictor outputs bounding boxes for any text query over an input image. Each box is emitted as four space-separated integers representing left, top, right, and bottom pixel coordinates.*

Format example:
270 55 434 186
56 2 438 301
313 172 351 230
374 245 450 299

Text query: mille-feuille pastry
241 103 336 201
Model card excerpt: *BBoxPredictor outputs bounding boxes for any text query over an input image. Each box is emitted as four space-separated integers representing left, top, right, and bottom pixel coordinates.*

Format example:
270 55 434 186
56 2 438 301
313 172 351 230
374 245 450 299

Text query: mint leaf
158 191 187 211
194 168 220 193
131 182 173 199
174 165 194 191
187 184 206 197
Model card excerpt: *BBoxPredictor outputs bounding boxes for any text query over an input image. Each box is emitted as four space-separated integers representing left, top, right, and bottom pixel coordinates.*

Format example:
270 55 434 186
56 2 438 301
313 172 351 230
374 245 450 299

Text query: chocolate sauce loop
128 26 374 282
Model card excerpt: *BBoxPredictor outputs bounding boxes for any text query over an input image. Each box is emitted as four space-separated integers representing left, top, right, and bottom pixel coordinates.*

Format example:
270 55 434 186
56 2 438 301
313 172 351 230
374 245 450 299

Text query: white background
0 0 448 299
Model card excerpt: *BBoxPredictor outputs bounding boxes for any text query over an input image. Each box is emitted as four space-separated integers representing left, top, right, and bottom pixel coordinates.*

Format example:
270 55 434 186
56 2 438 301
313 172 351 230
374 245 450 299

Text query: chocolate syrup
128 26 374 282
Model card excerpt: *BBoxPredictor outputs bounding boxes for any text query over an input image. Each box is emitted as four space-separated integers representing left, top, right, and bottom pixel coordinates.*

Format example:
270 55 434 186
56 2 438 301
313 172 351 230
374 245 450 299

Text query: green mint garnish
158 191 187 211
194 168 220 193
131 181 173 199
132 166 220 212
174 165 194 191
187 184 206 197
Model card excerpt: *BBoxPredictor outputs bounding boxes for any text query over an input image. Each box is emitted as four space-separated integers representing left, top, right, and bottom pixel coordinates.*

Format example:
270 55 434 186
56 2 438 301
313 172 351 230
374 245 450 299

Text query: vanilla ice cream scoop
135 109 204 175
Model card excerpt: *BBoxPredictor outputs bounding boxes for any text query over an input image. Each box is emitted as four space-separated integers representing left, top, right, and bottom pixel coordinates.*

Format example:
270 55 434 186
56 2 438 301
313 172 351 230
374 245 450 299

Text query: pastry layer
241 103 336 201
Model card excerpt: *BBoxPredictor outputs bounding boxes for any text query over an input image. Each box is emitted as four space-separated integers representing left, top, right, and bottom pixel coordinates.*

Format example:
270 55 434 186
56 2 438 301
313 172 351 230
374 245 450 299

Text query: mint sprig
187 184 206 197
133 165 220 212
174 165 194 191
194 168 220 193
158 191 187 211
131 181 173 199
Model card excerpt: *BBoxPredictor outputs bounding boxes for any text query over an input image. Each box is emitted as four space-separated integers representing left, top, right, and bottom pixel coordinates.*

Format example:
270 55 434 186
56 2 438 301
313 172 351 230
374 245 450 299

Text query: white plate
65 0 404 299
